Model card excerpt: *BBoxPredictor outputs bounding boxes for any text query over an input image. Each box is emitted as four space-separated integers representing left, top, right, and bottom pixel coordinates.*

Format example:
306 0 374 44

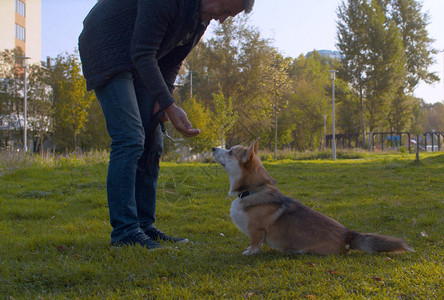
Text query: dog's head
212 138 276 197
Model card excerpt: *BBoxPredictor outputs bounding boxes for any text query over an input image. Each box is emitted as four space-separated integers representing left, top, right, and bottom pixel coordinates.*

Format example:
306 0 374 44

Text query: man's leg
132 76 160 228
94 72 159 248
133 77 188 243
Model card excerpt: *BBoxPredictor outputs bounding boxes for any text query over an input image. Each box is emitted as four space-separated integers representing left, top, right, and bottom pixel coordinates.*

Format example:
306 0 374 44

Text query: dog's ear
253 137 260 154
243 138 260 163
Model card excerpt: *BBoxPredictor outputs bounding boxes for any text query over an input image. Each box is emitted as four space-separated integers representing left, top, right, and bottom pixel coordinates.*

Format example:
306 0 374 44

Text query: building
306 50 343 61
0 0 42 152
0 0 41 65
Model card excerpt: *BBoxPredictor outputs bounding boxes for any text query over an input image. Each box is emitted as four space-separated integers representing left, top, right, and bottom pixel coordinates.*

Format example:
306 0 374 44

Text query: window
15 24 25 42
16 0 25 17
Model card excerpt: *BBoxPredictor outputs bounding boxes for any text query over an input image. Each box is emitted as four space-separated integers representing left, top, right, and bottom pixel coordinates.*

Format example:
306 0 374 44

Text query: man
78 0 255 249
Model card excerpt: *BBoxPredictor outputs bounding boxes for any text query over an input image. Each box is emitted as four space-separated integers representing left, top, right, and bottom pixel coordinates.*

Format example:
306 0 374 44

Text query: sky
42 0 444 104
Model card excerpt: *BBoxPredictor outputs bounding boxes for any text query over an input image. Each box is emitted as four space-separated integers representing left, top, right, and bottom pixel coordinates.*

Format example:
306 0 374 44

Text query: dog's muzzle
212 148 226 167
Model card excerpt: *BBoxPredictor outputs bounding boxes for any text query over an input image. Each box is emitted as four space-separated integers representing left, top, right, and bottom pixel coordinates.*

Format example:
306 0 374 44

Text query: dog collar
238 191 250 198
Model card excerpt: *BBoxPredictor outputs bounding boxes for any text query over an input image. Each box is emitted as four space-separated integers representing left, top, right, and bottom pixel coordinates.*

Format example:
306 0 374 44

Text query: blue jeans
94 72 163 242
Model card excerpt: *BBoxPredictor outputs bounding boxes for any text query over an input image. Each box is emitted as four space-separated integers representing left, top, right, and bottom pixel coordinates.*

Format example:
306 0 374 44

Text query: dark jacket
78 0 208 109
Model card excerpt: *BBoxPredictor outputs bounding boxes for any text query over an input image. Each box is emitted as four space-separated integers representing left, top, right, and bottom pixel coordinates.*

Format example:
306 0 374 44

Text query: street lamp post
441 49 444 101
21 56 31 153
323 114 327 151
329 70 337 160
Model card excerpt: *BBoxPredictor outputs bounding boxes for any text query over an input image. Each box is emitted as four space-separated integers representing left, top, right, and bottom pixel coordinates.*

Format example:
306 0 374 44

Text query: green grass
0 152 443 298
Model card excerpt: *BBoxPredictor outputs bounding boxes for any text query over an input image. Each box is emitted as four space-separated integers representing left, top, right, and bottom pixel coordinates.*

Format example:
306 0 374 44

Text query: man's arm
159 61 182 95
130 0 177 110
130 0 200 137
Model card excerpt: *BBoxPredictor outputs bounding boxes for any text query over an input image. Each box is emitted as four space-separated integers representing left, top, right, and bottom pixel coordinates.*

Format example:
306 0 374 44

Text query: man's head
200 0 255 23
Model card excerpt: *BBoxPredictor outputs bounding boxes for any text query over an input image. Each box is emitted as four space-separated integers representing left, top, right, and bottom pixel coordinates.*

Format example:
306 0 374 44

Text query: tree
337 0 369 144
0 48 25 148
285 52 344 151
337 0 437 137
51 52 95 150
386 91 416 132
181 96 218 153
387 0 439 133
422 102 444 132
260 51 292 159
77 98 110 150
390 0 439 91
364 3 406 132
26 63 53 154
177 15 276 146
211 91 238 148
408 97 424 134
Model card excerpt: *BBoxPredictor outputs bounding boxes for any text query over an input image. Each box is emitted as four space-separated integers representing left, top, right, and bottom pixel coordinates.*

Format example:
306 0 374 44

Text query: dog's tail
346 230 413 253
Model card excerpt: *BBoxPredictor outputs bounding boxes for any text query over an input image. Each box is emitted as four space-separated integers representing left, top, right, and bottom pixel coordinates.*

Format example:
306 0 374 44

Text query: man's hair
243 0 255 13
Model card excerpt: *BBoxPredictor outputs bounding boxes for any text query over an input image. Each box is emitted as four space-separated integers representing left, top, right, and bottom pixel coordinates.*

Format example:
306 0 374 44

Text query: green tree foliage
408 98 424 135
0 48 53 152
51 52 95 150
77 98 109 151
178 16 276 146
260 51 292 157
26 63 53 154
408 100 444 135
0 48 25 148
337 0 368 142
178 20 349 152
211 91 238 148
0 49 109 153
387 0 439 133
337 0 437 136
284 52 348 151
421 101 444 132
178 91 238 153
366 3 406 132
181 96 218 153
390 0 439 90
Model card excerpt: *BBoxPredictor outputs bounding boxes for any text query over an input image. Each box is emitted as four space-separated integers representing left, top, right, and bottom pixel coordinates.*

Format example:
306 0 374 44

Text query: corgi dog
212 138 412 255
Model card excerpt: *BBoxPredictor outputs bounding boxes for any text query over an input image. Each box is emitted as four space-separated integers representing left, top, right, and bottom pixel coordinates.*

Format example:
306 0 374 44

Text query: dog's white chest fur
230 198 249 236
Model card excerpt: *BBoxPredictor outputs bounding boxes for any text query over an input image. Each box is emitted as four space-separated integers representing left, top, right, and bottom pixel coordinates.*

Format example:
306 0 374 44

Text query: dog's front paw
242 246 260 255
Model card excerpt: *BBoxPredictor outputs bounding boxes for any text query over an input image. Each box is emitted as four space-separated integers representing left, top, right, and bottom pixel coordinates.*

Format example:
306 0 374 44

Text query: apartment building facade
0 0 41 65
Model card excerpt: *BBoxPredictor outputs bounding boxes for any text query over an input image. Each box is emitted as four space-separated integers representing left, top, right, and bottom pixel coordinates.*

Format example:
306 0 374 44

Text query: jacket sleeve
158 42 194 94
159 61 182 94
130 0 178 108
157 22 209 95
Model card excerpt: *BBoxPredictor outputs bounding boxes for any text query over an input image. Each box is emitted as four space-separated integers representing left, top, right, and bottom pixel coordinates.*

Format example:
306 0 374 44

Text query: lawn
0 152 443 298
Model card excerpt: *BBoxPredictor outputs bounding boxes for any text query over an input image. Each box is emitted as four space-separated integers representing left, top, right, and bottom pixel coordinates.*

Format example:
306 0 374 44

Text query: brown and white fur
212 138 413 255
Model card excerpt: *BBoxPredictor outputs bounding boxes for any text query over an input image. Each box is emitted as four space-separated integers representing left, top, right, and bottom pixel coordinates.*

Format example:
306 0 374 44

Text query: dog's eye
228 150 233 156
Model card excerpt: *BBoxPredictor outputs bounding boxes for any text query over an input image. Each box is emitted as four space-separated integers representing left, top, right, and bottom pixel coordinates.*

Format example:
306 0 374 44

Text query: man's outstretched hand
164 103 200 137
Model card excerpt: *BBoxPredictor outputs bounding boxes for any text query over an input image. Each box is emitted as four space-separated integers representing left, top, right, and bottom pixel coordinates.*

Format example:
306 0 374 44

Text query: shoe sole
153 238 190 244
110 243 163 250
